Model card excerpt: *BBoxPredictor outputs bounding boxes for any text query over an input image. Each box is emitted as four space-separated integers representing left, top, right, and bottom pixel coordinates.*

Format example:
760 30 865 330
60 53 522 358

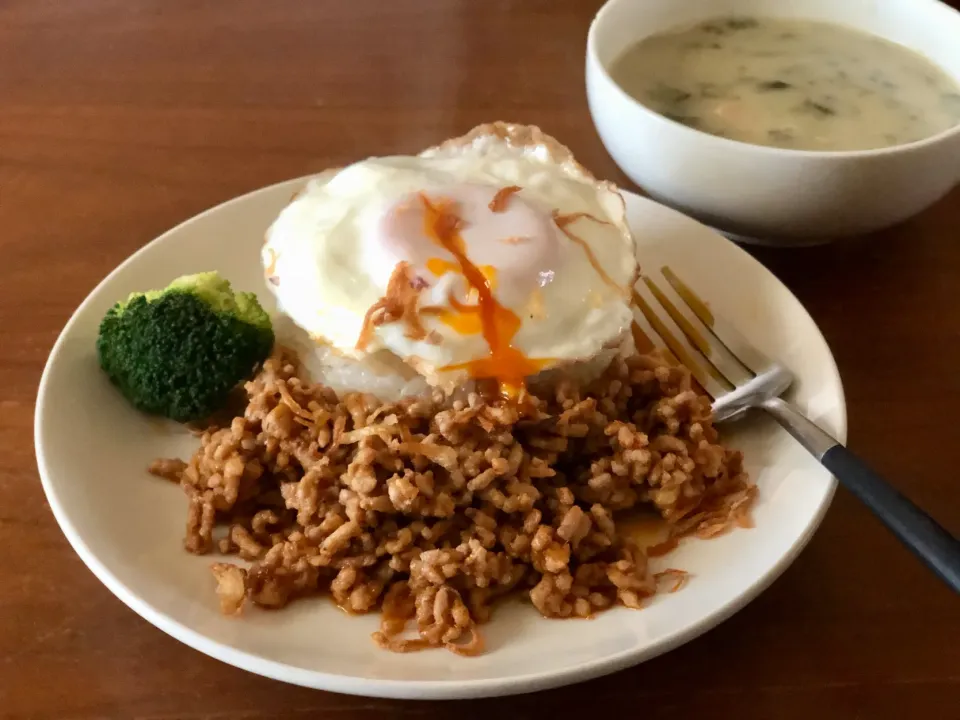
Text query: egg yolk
375 183 559 307
371 183 560 395
418 193 550 396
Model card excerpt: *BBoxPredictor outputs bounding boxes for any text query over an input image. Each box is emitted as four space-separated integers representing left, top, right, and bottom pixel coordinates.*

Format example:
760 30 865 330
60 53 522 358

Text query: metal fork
634 267 960 594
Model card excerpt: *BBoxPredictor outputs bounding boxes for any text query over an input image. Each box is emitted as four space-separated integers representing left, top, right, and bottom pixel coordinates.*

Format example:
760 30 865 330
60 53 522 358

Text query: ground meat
159 347 752 655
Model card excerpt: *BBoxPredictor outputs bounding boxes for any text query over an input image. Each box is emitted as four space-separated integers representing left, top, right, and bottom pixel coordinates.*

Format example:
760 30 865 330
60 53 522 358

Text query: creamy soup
609 16 960 151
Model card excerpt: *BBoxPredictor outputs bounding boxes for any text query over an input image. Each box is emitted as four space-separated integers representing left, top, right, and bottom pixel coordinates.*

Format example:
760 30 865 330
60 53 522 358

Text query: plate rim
34 177 846 699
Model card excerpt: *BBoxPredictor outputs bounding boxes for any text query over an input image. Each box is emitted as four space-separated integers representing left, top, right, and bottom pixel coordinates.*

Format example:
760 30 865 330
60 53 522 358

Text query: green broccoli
97 272 274 422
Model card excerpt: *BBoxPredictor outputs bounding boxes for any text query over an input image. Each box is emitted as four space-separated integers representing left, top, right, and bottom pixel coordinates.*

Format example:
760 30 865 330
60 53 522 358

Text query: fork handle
762 397 960 594
820 445 960 592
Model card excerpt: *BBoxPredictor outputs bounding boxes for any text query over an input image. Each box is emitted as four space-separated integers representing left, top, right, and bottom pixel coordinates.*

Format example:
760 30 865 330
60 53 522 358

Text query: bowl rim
586 0 960 160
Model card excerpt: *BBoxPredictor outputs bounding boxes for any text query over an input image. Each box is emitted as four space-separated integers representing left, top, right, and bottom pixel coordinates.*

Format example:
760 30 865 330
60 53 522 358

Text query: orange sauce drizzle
420 193 549 396
423 257 498 335
426 258 498 292
426 257 459 278
488 185 522 213
552 211 629 298
264 247 280 286
421 291 483 335
264 247 279 277
355 261 427 351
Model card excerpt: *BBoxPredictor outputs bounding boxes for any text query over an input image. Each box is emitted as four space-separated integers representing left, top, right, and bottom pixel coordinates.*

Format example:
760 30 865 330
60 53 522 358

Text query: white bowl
586 0 960 243
35 179 845 698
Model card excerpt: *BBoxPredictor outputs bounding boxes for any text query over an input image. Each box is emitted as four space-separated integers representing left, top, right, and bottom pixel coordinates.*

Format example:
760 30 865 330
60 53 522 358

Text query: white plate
35 181 846 699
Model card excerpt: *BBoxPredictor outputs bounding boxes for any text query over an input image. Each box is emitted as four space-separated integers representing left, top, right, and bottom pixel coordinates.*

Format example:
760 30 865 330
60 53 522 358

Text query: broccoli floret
97 272 274 422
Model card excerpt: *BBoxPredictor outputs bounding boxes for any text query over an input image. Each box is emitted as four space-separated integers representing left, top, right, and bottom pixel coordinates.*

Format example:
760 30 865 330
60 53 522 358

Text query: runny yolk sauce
425 258 498 295
423 257 498 336
419 193 549 397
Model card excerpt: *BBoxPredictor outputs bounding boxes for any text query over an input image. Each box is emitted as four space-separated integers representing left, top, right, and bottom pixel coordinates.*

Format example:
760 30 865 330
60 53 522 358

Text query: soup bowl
586 0 960 244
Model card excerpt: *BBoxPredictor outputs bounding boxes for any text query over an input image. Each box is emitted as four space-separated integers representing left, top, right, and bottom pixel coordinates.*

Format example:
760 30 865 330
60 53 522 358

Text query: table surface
3 1 959 718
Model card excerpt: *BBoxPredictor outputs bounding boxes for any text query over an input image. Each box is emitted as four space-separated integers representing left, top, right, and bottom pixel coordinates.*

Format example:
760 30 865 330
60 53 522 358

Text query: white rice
273 314 431 400
272 313 636 402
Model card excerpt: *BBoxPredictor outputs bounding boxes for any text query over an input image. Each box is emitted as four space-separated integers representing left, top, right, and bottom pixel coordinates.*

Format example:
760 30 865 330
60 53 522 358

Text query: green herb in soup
609 16 960 151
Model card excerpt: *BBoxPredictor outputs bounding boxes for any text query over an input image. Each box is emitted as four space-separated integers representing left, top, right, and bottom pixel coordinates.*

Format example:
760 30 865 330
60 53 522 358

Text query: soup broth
609 16 960 151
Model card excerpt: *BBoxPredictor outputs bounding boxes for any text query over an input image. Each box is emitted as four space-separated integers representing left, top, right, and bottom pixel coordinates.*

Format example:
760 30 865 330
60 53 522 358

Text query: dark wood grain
2 1 959 718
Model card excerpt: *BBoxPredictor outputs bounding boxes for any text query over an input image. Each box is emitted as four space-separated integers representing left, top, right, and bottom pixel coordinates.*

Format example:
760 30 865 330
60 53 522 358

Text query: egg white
263 123 638 387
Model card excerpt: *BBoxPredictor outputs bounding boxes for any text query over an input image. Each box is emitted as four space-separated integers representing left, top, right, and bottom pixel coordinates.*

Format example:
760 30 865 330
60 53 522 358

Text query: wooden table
3 1 958 717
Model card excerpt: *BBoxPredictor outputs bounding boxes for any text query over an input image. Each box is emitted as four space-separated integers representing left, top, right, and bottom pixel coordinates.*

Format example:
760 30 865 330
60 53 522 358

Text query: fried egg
263 123 638 394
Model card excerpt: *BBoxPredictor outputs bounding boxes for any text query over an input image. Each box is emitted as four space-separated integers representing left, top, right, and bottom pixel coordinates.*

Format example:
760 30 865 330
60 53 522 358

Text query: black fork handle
821 444 960 592
762 397 960 594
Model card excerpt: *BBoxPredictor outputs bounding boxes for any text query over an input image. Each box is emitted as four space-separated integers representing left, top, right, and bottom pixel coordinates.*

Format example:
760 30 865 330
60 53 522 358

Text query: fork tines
631 266 777 401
